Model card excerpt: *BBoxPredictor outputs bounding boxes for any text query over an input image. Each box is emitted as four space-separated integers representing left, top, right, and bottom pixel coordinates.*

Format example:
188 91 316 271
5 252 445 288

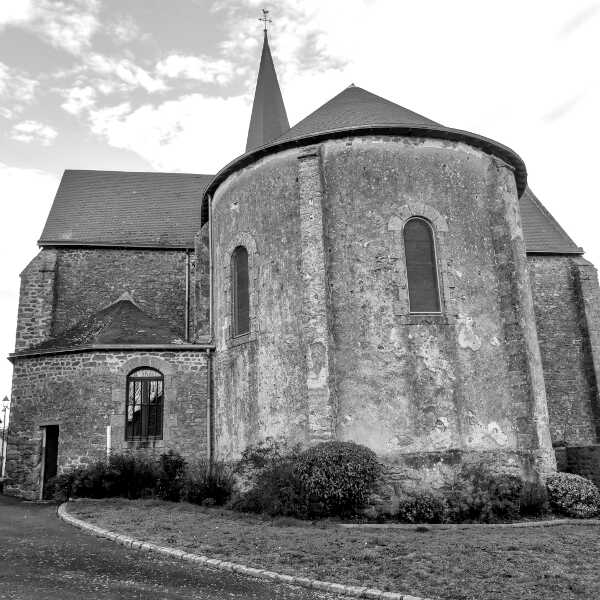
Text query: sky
0 0 599 406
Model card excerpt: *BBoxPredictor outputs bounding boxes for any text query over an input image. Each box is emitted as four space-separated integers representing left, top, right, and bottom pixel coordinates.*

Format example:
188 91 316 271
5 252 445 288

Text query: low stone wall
562 445 600 489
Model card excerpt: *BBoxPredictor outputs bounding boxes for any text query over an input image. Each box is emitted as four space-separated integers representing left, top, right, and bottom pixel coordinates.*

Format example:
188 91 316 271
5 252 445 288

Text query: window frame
230 245 250 337
403 216 442 315
125 367 164 441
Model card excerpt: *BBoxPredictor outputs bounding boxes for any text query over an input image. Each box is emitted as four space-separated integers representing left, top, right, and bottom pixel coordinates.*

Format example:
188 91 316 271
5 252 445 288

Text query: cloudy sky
0 0 599 403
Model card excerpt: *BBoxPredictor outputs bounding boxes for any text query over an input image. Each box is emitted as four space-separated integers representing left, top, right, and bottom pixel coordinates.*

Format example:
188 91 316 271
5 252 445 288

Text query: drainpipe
206 349 214 464
184 251 190 342
208 193 214 342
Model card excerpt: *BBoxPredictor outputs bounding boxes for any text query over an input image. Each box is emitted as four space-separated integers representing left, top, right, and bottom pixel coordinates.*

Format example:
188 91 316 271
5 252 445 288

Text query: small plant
396 489 448 524
545 472 600 518
183 459 233 506
157 450 187 501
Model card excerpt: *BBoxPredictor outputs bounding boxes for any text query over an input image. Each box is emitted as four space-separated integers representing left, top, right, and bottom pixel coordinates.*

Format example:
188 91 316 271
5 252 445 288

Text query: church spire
245 12 289 152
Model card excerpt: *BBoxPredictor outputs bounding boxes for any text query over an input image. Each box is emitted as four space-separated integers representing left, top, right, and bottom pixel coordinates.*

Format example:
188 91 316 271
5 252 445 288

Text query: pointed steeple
245 29 289 152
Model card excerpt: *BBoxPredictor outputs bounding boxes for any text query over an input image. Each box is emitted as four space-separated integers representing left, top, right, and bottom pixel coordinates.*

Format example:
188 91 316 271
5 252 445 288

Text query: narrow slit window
125 368 163 440
404 218 441 313
231 246 250 336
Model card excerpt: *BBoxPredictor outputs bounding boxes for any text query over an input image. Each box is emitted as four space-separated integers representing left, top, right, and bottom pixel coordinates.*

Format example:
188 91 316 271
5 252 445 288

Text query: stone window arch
222 232 258 344
387 202 455 320
403 217 441 313
125 367 164 440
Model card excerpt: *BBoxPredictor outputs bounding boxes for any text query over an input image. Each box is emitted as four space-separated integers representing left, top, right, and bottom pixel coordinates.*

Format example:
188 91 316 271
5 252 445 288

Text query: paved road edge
57 503 431 600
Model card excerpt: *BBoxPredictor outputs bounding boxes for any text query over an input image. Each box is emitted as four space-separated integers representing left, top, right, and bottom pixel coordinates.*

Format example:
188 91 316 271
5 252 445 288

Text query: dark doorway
41 425 59 500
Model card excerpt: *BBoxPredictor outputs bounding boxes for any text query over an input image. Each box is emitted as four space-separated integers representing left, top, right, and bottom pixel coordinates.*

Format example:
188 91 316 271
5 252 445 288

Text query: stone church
6 32 600 500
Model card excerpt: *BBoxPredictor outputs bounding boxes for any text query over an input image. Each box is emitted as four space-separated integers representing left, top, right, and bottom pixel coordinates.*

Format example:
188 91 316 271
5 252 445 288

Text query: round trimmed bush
545 472 600 518
293 441 381 517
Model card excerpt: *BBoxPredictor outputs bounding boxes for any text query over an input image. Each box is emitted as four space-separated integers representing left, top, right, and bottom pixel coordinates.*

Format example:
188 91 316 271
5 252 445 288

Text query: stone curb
339 518 600 530
57 503 431 600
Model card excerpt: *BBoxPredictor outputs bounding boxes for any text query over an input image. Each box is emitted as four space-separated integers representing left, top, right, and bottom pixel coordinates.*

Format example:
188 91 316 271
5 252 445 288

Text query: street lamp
0 396 8 479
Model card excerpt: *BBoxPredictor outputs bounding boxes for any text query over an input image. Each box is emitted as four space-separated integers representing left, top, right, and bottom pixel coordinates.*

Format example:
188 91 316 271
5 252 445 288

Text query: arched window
403 218 441 313
231 245 250 336
126 368 164 440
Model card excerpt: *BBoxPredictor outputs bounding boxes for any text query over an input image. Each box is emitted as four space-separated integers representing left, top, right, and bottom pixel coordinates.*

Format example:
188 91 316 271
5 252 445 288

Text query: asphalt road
0 494 343 600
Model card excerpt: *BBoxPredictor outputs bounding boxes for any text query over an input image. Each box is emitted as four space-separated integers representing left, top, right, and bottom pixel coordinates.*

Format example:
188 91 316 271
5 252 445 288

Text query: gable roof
39 170 213 249
519 187 582 254
203 84 527 216
31 294 185 352
246 32 290 152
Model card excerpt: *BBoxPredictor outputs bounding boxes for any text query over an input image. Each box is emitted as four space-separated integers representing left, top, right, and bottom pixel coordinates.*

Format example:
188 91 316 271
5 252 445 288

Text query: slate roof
246 32 289 152
39 170 213 248
275 85 440 142
31 294 185 351
203 84 528 213
519 187 582 254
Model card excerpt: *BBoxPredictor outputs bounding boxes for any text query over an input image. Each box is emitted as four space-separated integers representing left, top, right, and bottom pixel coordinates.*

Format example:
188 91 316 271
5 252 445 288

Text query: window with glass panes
125 368 164 440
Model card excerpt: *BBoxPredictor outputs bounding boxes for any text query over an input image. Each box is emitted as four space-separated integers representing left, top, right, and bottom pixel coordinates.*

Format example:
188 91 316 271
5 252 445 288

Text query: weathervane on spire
259 8 271 33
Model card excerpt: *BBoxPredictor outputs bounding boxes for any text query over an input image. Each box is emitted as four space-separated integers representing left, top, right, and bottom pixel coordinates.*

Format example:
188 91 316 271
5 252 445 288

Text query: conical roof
31 294 185 351
203 84 527 223
245 32 290 152
275 85 439 142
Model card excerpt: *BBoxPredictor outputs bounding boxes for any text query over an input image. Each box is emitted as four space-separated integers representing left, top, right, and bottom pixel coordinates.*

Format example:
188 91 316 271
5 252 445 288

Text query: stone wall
528 255 600 444
560 445 600 489
15 250 57 351
5 350 208 499
53 248 190 338
209 134 555 481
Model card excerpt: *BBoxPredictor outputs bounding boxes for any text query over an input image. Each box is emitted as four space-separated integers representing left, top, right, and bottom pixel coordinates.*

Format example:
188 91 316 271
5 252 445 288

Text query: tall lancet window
231 246 250 336
404 218 441 313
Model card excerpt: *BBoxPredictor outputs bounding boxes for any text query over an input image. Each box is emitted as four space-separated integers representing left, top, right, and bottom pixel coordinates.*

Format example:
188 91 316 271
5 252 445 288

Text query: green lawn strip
67 499 600 600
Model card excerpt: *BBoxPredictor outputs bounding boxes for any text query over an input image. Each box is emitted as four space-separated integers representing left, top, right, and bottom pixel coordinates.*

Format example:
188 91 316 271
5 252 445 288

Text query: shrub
396 490 448 524
232 454 307 517
48 453 158 501
183 459 233 506
520 479 550 517
232 440 381 518
545 472 600 518
293 441 381 518
105 453 158 499
444 464 523 523
157 451 187 501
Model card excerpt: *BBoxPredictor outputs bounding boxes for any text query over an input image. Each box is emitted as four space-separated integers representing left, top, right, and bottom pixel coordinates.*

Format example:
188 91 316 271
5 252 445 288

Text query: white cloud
32 0 100 54
88 94 250 173
156 54 236 85
0 0 33 26
0 0 99 53
0 163 59 399
11 120 58 145
61 85 96 114
0 61 38 115
86 53 166 93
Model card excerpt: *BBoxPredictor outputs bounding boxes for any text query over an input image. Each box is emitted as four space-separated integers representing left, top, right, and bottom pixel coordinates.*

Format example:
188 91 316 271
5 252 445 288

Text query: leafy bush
440 463 523 523
545 472 600 518
157 451 187 501
396 490 448 524
233 440 382 518
294 441 382 517
183 459 233 506
48 453 158 501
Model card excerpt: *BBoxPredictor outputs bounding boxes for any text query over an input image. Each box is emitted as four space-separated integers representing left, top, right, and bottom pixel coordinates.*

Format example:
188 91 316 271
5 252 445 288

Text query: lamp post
0 396 8 479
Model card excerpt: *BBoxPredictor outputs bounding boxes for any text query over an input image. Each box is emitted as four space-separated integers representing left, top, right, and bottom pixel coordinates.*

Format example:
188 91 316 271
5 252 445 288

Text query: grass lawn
67 499 599 600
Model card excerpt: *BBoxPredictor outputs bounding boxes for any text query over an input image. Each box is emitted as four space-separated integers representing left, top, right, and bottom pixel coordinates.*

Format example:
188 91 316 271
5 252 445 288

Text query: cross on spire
259 8 271 33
